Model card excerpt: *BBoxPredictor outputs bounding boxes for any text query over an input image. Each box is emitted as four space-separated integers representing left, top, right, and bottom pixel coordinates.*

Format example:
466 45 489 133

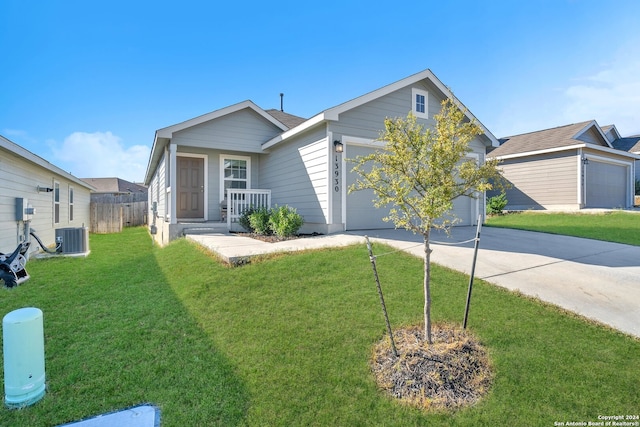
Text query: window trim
68 185 74 222
219 154 251 202
412 88 429 119
53 180 60 225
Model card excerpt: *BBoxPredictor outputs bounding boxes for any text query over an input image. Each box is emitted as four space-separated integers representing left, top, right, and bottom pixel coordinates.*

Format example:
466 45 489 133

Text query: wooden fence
89 194 148 233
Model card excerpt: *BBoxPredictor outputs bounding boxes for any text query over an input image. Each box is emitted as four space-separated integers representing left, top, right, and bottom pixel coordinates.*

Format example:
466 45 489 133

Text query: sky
2 0 640 183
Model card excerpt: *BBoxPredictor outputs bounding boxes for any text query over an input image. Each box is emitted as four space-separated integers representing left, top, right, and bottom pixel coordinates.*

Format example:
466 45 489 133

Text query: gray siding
330 81 446 141
148 150 167 220
260 126 329 225
173 108 282 153
577 127 606 146
496 151 578 209
0 147 91 255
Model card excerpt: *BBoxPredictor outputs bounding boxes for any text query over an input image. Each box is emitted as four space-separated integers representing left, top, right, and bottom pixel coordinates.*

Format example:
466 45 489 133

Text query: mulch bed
230 232 321 243
371 323 493 411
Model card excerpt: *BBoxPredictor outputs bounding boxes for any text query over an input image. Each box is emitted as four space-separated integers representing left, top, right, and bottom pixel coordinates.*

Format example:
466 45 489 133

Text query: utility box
15 198 35 222
3 307 46 408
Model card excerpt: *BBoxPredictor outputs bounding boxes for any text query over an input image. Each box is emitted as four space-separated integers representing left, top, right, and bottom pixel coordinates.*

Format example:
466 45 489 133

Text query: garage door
345 145 390 230
585 161 628 208
345 145 475 230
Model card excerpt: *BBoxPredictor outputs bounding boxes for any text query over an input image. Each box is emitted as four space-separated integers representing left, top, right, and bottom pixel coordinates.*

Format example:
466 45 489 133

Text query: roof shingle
488 121 594 157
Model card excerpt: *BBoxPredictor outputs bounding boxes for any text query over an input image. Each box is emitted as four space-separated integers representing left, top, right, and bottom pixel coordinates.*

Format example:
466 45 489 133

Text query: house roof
0 135 95 190
488 121 640 161
262 68 500 150
601 124 622 142
81 177 147 194
145 69 500 184
611 136 640 153
265 109 306 129
489 121 595 157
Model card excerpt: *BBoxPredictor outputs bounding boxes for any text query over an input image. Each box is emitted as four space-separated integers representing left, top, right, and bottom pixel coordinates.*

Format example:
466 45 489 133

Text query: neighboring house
80 177 149 230
0 135 94 256
604 126 640 182
487 121 640 210
144 69 500 246
81 177 148 202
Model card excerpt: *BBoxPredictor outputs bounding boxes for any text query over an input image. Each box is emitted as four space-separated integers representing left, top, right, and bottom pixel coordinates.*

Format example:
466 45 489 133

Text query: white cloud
562 55 640 136
50 131 150 182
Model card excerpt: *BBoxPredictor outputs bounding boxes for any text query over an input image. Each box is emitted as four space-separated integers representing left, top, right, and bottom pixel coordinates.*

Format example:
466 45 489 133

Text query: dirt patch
371 323 493 412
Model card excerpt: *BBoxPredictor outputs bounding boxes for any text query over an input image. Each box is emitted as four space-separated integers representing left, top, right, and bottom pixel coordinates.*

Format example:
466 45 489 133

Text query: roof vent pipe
280 93 284 112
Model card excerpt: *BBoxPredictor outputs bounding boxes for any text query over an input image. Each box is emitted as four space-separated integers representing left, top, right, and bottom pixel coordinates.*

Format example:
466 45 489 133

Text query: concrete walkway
187 227 640 339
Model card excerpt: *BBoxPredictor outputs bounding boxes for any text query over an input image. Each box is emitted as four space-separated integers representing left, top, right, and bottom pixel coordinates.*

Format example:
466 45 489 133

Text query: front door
177 156 205 219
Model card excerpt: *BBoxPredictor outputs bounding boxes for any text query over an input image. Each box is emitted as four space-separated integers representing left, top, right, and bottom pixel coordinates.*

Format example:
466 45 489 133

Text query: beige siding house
0 135 94 256
488 121 639 210
144 69 500 246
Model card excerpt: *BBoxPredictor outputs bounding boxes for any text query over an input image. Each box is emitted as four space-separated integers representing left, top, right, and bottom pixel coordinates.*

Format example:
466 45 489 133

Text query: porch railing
226 189 271 229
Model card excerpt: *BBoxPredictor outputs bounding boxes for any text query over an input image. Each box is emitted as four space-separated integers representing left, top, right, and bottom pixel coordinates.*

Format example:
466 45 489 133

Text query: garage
585 160 628 208
344 145 475 230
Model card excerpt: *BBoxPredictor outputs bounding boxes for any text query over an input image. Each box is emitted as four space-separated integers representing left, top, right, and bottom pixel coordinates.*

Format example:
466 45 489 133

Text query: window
220 155 251 202
53 181 60 224
412 88 429 119
416 94 425 114
223 158 248 190
69 186 74 221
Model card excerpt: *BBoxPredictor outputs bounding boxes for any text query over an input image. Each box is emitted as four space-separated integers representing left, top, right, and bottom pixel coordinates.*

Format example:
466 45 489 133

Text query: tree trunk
423 229 433 344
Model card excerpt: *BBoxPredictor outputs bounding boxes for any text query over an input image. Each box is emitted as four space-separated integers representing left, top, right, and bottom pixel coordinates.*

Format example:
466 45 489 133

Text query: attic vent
55 227 89 254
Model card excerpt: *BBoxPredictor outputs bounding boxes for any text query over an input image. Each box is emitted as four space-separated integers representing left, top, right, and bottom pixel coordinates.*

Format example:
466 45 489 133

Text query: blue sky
2 0 639 183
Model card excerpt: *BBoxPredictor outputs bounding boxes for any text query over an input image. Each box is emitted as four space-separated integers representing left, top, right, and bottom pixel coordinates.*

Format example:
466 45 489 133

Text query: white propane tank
3 307 46 408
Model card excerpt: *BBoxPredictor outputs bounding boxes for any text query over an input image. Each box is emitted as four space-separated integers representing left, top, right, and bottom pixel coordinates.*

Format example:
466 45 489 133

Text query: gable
330 79 447 141
145 101 288 183
264 69 499 149
575 125 610 147
172 107 284 153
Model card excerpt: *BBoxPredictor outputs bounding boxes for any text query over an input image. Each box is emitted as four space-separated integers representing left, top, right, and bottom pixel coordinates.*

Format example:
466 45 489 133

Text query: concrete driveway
351 226 640 339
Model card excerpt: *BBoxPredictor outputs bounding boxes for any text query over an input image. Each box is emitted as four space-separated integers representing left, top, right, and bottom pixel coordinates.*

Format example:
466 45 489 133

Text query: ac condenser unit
55 227 89 254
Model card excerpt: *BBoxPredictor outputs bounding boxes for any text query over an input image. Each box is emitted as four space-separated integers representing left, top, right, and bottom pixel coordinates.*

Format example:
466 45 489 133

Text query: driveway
349 226 640 339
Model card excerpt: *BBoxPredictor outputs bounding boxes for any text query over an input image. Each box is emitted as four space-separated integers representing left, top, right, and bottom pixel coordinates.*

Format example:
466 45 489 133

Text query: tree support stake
365 236 399 357
463 215 483 329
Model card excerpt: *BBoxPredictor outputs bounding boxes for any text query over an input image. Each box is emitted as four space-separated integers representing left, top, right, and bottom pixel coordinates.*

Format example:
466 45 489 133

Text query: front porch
179 189 271 236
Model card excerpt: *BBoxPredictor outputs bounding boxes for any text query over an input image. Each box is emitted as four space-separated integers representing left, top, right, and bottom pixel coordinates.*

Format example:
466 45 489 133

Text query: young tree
349 99 503 344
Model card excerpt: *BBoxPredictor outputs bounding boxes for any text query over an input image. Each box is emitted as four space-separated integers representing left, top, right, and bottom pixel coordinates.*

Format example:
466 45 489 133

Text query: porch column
169 143 177 224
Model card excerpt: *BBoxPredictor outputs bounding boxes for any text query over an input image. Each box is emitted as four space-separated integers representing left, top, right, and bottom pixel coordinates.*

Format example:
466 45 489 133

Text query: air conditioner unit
55 227 89 255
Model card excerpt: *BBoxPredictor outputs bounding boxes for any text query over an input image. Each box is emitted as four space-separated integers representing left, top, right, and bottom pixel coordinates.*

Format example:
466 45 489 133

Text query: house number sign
334 154 340 192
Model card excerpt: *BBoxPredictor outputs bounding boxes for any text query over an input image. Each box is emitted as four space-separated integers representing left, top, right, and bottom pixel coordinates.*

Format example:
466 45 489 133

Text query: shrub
239 207 256 232
248 207 272 235
487 192 508 215
635 179 640 196
268 205 304 238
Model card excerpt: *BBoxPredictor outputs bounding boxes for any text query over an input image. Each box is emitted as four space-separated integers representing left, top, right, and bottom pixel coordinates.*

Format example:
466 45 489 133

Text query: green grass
0 227 638 426
486 211 640 246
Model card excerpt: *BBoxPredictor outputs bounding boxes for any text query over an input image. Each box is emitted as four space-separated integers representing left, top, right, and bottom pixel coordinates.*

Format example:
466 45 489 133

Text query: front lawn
0 227 638 426
486 211 640 246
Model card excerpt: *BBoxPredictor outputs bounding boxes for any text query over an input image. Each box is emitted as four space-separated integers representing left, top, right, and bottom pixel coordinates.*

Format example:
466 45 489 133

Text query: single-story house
144 69 500 246
604 125 640 182
487 121 640 210
81 177 148 200
0 135 94 256
81 177 149 230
